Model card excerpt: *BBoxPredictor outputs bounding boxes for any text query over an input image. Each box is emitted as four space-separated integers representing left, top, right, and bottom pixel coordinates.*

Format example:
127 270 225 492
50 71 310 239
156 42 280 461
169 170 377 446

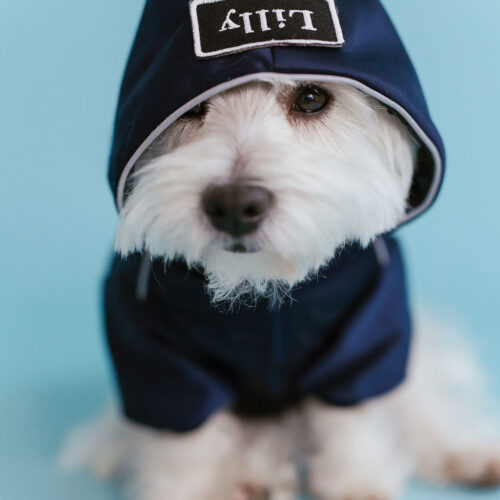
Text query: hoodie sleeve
103 254 234 431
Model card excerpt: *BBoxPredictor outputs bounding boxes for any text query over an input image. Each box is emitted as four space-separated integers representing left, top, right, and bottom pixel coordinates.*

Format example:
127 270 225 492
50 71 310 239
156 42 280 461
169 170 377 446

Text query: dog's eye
182 102 208 119
292 86 331 114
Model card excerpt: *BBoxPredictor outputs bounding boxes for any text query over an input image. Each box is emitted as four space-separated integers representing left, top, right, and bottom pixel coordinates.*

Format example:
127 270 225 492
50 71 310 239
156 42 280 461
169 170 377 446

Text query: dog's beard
115 82 416 305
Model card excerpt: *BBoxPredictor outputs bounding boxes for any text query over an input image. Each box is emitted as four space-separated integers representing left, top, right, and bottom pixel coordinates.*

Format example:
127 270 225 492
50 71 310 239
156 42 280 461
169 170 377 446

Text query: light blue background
0 1 499 499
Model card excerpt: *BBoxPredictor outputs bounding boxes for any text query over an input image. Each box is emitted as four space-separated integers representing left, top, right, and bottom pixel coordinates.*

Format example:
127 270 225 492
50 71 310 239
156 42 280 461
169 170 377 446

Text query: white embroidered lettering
272 9 287 29
191 0 345 58
289 10 317 31
219 9 241 31
220 8 317 35
238 12 254 34
255 9 271 32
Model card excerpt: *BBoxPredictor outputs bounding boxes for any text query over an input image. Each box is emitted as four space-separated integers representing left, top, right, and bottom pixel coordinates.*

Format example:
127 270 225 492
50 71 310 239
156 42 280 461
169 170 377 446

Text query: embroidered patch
190 0 345 58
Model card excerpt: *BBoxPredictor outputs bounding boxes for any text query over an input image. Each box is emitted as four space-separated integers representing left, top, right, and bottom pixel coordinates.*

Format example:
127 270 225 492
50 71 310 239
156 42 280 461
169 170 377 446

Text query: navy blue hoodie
105 0 445 431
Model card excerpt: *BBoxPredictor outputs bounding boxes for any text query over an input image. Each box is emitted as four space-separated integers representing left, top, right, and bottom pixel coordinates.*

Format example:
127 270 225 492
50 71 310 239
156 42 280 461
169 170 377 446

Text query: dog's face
116 80 416 302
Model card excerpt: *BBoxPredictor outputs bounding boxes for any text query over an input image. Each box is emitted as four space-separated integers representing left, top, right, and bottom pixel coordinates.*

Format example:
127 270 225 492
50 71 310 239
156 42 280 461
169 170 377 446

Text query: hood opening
110 0 445 228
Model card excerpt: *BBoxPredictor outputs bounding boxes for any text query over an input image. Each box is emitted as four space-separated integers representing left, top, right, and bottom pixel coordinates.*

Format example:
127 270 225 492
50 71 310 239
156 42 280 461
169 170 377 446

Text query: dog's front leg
135 413 299 500
127 411 246 500
303 399 410 500
232 415 301 500
62 409 245 500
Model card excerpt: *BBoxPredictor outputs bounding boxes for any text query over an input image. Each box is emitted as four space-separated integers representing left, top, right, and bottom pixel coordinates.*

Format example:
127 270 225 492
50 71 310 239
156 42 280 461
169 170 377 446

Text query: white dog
62 79 500 500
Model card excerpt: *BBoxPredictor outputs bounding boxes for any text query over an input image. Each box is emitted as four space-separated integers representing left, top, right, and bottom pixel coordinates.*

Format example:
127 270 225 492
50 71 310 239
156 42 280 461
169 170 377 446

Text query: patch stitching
190 0 345 58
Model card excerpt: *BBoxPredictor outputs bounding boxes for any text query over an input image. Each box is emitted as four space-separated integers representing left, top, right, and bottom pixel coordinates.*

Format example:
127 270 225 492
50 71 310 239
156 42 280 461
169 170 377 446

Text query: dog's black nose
202 184 274 237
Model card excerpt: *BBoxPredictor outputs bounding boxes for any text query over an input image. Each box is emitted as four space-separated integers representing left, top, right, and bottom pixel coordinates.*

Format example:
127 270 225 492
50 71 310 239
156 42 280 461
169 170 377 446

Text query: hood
109 0 445 225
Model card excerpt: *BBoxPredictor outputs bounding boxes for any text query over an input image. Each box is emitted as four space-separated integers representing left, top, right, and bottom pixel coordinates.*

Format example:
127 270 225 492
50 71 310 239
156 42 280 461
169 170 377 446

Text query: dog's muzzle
202 183 274 240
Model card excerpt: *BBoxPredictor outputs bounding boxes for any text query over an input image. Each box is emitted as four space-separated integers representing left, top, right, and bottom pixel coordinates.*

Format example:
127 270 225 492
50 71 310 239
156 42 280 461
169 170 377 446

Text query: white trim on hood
116 72 443 225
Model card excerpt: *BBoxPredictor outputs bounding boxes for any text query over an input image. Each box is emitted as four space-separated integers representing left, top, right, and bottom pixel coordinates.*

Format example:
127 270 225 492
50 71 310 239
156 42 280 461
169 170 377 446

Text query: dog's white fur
115 81 414 303
63 81 500 499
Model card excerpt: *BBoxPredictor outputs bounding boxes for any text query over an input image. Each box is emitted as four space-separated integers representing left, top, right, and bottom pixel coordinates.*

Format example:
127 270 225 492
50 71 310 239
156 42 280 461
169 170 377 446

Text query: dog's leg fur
394 386 500 488
128 413 244 500
232 415 300 500
62 410 244 500
304 398 411 500
61 408 299 500
390 316 500 488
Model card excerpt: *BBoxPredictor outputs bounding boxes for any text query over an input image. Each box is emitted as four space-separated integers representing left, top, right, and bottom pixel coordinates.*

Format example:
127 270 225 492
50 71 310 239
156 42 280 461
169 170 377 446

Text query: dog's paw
315 493 394 500
314 492 396 500
313 494 394 500
310 475 397 500
310 482 396 500
230 484 297 500
337 497 392 500
443 449 500 488
230 483 270 500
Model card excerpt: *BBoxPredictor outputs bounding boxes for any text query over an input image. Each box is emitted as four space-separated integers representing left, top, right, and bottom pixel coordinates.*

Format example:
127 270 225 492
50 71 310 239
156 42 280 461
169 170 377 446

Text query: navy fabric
109 0 445 217
105 238 411 431
103 0 443 431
